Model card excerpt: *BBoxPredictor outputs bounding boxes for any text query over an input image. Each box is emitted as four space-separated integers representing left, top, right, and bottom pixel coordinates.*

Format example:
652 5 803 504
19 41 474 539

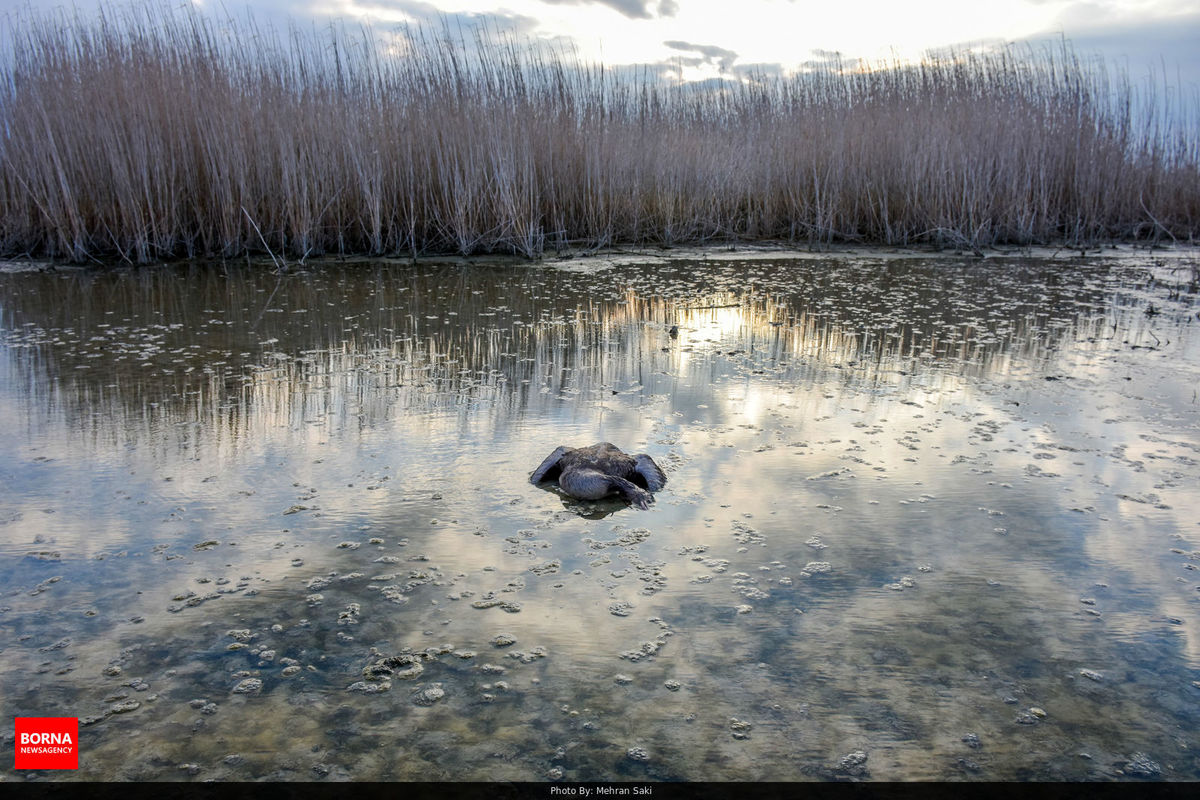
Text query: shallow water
1 249 1198 781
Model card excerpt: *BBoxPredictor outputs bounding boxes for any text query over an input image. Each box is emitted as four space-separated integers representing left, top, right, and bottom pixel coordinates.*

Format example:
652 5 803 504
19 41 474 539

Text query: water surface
1 249 1198 781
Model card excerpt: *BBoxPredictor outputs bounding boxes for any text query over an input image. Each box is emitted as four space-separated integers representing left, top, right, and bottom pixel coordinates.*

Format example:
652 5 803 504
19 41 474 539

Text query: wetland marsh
1 248 1199 781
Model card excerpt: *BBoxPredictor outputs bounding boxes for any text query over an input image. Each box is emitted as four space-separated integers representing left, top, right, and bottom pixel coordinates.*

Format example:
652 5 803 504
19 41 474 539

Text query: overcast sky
3 0 1198 90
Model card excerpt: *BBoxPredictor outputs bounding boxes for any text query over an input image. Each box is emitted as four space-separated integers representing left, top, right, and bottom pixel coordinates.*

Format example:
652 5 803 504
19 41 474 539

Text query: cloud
788 49 857 71
809 49 845 63
1023 8 1200 90
540 0 679 20
605 61 676 83
684 76 739 91
730 61 786 80
316 1 541 34
663 40 739 71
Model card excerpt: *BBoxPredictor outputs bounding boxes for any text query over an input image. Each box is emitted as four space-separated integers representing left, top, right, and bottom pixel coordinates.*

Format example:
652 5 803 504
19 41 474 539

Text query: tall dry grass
1 2 1197 263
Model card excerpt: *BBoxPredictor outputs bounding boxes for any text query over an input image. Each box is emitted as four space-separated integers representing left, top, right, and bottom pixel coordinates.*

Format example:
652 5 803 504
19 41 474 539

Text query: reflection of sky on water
1 251 1198 780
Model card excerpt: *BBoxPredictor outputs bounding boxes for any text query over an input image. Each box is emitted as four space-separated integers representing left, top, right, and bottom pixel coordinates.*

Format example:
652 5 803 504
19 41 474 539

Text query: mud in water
1 248 1199 781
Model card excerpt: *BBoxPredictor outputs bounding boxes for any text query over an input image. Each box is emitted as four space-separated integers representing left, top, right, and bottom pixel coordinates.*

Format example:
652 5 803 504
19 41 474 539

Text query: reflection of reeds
1 3 1197 263
4 259 1135 457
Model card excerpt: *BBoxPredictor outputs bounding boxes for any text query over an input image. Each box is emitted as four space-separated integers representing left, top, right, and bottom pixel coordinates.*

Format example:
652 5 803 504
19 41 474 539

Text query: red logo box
14 717 78 770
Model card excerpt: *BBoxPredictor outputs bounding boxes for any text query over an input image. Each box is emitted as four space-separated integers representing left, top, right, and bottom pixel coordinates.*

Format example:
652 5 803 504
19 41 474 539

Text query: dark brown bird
530 442 667 509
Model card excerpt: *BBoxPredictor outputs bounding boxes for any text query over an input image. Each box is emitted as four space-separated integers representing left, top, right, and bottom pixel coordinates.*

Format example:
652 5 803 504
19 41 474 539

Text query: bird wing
633 454 667 491
530 446 569 484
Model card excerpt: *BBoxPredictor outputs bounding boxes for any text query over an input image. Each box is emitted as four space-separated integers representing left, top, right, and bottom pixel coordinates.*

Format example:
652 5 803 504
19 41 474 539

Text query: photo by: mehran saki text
551 786 653 796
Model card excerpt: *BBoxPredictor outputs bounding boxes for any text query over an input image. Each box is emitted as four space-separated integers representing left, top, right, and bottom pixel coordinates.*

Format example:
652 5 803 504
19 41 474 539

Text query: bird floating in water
530 442 667 509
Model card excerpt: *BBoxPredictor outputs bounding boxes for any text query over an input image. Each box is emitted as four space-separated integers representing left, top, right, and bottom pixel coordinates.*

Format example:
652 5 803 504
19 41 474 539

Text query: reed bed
1 2 1197 263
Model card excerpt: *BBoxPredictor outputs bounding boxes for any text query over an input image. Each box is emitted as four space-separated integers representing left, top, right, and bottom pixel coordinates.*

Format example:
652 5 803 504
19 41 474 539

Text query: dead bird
530 442 667 509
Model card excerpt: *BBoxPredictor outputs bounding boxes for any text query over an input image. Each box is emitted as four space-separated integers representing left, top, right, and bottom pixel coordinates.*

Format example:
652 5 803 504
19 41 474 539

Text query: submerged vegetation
0 2 1198 263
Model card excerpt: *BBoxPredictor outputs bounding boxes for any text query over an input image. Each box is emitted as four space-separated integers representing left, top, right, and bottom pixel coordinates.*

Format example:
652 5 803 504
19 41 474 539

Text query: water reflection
1 251 1198 781
2 258 1141 451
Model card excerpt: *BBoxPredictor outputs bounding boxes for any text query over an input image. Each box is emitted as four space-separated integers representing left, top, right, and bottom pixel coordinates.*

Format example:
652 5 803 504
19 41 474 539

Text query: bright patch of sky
4 1 1198 89
381 0 1054 67
297 0 1199 85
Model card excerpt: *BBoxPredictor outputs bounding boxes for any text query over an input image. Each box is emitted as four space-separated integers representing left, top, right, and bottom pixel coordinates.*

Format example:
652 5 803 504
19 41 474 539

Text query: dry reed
1 2 1197 263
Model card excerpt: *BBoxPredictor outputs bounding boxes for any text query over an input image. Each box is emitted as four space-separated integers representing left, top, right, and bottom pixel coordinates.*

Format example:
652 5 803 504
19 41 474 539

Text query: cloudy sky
4 0 1199 88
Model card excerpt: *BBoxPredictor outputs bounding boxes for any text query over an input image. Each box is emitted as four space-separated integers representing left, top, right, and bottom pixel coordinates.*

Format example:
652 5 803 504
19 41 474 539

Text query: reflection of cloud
4 254 1200 775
